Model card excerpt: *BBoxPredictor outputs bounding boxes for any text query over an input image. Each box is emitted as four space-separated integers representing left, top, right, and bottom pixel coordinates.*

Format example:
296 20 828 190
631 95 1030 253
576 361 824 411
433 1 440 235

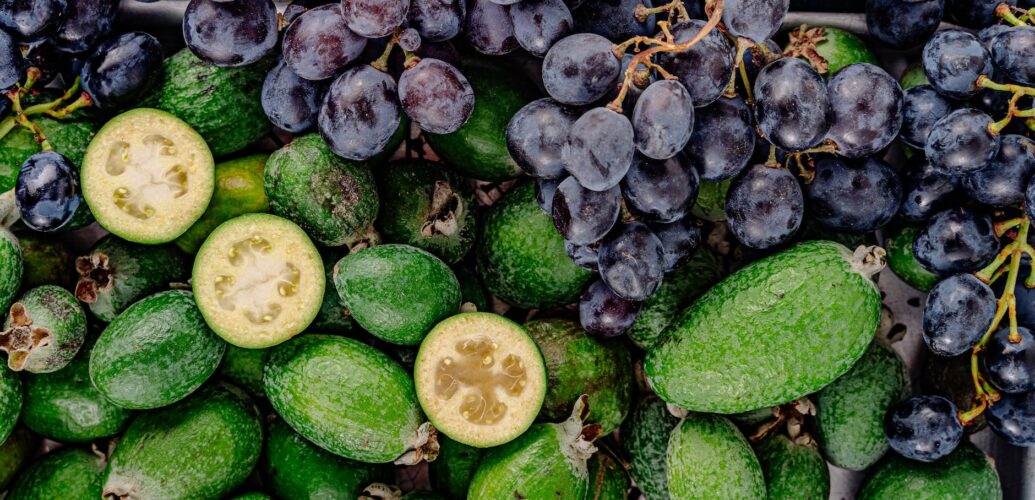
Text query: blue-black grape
989 26 1035 86
318 64 401 161
655 20 735 108
986 391 1035 447
579 279 640 338
571 0 654 42
551 176 621 245
898 156 960 222
884 395 964 462
685 96 754 181
0 0 66 43
542 33 620 106
725 164 804 249
398 28 422 52
922 274 996 356
1027 176 1035 225
805 156 901 232
978 24 1011 52
398 58 474 134
15 151 83 232
510 0 573 57
561 107 634 191
506 98 579 179
825 63 903 158
722 0 789 43
52 0 118 53
262 60 327 134
963 135 1035 207
947 0 1017 29
183 0 278 68
922 30 992 99
754 57 831 152
925 108 1001 175
742 39 781 82
913 207 998 275
565 240 599 271
536 176 563 213
283 4 367 81
0 29 24 89
408 0 465 42
865 0 944 49
342 0 409 38
985 327 1035 394
80 32 163 111
598 221 666 301
632 80 694 160
650 218 702 271
900 85 956 149
621 152 699 223
464 0 518 55
283 0 335 24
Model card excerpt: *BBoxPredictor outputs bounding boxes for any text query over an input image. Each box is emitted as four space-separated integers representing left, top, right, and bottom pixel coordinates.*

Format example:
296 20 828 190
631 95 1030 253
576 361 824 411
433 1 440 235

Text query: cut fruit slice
414 312 547 448
192 213 324 349
82 108 215 244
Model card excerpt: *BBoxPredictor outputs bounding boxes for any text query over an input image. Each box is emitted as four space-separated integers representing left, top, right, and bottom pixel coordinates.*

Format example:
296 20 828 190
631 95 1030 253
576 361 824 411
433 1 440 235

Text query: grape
913 208 998 275
900 85 956 149
15 151 83 232
741 39 781 82
80 32 163 111
318 64 401 161
0 94 9 119
21 42 60 87
0 29 24 90
884 395 963 462
922 274 996 356
579 279 641 338
283 4 367 81
283 0 335 24
655 20 735 108
52 0 118 53
464 0 518 56
561 107 635 191
342 0 409 38
725 164 804 250
183 0 278 68
898 157 960 222
986 391 1035 447
621 153 699 223
631 80 695 160
865 0 943 49
805 156 901 233
754 57 831 152
541 33 620 106
398 28 422 52
536 177 563 213
510 0 573 57
491 0 521 5
963 135 1035 207
922 30 992 99
262 60 328 133
986 327 1035 394
722 0 789 43
571 0 654 42
825 63 903 158
398 58 474 134
565 240 599 271
989 26 1035 86
650 218 702 271
925 108 1001 175
506 98 580 179
550 176 621 245
685 96 754 181
0 0 66 43
604 53 654 114
598 221 666 301
407 0 464 42
1027 177 1035 225
1009 259 1035 329
947 0 1017 29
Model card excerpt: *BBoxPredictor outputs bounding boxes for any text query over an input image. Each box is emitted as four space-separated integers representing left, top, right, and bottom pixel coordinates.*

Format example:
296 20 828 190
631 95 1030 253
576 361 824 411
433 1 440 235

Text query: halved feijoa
81 108 215 244
193 214 325 349
414 313 547 448
1 285 87 374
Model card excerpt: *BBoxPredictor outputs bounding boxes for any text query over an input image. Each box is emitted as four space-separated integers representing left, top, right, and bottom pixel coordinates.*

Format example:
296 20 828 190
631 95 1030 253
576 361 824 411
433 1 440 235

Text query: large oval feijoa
858 443 1001 500
7 447 106 500
666 413 766 498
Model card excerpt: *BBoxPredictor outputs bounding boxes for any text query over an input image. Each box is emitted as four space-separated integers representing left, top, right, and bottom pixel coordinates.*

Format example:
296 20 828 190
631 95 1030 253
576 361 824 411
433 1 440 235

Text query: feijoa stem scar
0 303 52 371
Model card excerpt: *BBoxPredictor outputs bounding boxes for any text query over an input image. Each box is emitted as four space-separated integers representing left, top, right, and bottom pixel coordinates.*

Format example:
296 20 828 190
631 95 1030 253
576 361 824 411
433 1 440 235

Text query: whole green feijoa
477 182 593 309
312 249 355 333
455 264 490 313
7 447 106 500
102 382 263 500
1 285 87 373
646 241 884 413
899 62 930 89
622 396 681 500
691 179 730 221
430 435 484 499
334 244 460 345
754 434 830 500
263 417 387 499
0 426 37 490
376 159 478 263
263 334 432 464
74 236 189 323
14 232 75 290
264 133 379 247
90 290 225 409
587 453 630 500
424 58 536 181
175 154 269 254
218 344 268 398
885 224 939 292
814 339 910 471
858 443 1001 500
525 318 632 434
0 366 19 443
785 25 878 77
666 413 766 499
0 228 22 314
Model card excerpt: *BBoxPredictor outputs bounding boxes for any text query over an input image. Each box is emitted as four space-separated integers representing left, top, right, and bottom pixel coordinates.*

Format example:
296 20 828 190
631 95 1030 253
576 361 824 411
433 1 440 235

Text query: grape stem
997 2 1030 26
989 91 1032 134
371 28 402 73
5 88 52 151
0 75 90 142
633 0 690 24
977 76 1035 97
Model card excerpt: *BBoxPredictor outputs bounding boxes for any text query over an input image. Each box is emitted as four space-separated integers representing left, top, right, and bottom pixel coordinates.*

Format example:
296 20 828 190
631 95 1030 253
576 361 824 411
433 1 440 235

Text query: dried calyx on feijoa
0 285 86 374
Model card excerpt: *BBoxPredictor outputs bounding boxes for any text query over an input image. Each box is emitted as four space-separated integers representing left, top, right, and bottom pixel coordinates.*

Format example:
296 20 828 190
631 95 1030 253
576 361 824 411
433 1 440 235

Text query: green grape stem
996 2 1030 26
0 75 90 143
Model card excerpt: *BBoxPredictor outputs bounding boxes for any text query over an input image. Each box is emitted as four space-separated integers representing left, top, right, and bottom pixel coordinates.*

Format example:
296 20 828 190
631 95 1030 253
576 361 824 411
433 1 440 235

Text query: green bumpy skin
218 344 268 397
141 49 271 157
691 179 730 221
424 58 535 181
646 240 883 413
754 434 830 500
666 413 766 499
455 264 491 312
15 232 75 290
885 225 939 292
588 453 630 500
175 154 269 254
622 396 681 500
858 443 1001 500
312 248 355 333
0 115 98 193
430 435 484 499
525 318 633 435
7 447 106 500
0 425 37 490
0 228 22 313
899 63 930 89
815 339 910 471
2 285 86 373
75 236 189 323
263 418 387 499
89 290 225 409
102 382 263 500
265 133 379 247
263 334 427 463
0 366 19 443
627 247 723 350
467 423 591 499
788 26 878 77
376 159 478 264
334 244 460 345
477 182 593 309
229 493 271 500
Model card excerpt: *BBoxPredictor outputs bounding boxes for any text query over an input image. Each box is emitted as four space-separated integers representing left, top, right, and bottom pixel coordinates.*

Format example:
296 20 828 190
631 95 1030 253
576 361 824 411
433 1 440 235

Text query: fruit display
0 0 1034 497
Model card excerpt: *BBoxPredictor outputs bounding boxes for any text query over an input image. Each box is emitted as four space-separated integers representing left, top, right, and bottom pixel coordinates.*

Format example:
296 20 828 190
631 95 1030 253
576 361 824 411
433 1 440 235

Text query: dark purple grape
0 93 10 119
21 42 60 87
0 0 66 43
963 135 1035 207
825 63 903 158
722 0 789 43
1026 176 1035 225
318 64 401 161
986 391 1035 447
655 20 735 108
398 28 422 52
464 0 518 55
0 29 25 89
407 0 465 42
925 108 1001 175
947 0 1017 29
571 0 654 42
621 153 699 223
754 57 831 152
598 221 666 301
283 0 336 24
900 85 956 149
398 58 474 134
922 274 996 356
685 96 754 181
742 39 780 82
51 0 117 53
565 240 599 271
898 157 960 222
725 164 804 249
510 0 572 57
491 0 521 5
978 24 1011 51
183 0 278 68
986 327 1035 394
579 279 640 338
561 107 634 191
632 80 694 160
884 395 963 462
15 151 83 232
805 156 902 233
536 176 563 213
541 33 620 106
506 98 579 179
262 60 328 133
551 176 621 245
990 26 1035 86
913 207 998 275
283 4 367 81
342 0 409 38
922 30 992 99
866 0 944 49
650 218 702 271
80 32 163 111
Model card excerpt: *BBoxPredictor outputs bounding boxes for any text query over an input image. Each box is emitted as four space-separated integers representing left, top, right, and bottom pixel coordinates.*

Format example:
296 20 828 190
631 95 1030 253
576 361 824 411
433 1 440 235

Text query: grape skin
922 30 992 99
0 0 66 43
989 26 1035 86
341 0 410 38
900 85 956 149
550 176 621 245
536 176 563 213
398 58 475 134
510 0 573 58
985 327 1035 394
721 0 789 43
0 29 25 89
986 391 1035 446
866 0 943 49
948 0 1018 29
685 96 755 181
579 279 641 338
15 151 83 232
963 135 1035 207
632 80 695 160
506 98 580 179
898 157 960 223
283 4 367 81
52 0 119 54
913 207 998 276
80 32 164 111
651 218 702 271
825 63 903 159
655 20 735 108
182 0 279 68
542 33 621 106
318 64 401 161
754 58 831 152
805 156 902 233
571 0 655 42
621 153 699 223
464 0 519 56
922 274 996 356
598 221 666 301
884 395 963 463
725 164 804 250
407 0 465 43
262 60 328 133
561 107 635 191
924 108 1001 175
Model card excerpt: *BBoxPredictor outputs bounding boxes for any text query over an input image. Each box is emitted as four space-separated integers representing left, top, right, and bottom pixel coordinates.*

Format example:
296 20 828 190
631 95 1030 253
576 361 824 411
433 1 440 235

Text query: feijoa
0 228 22 313
666 413 766 498
15 232 75 290
0 426 37 491
429 435 484 498
858 443 1001 500
217 344 268 398
0 365 21 444
1 285 86 373
885 224 939 292
175 154 269 254
7 447 106 500
622 395 681 500
754 433 830 500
